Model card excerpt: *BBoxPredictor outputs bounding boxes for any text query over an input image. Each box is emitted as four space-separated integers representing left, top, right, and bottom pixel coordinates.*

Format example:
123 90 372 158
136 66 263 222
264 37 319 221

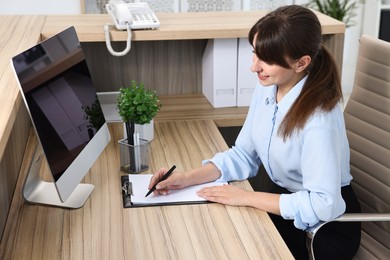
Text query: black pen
145 165 176 197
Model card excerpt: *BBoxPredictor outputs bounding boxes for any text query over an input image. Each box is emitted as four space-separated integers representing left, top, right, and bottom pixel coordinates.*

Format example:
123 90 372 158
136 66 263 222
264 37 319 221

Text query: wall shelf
98 92 249 127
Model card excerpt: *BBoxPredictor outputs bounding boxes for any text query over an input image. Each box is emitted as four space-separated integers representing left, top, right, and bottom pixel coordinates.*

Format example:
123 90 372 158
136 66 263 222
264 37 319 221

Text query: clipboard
121 174 228 208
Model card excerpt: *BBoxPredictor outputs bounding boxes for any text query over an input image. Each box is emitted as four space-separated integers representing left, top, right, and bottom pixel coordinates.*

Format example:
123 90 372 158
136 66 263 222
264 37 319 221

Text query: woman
149 5 361 259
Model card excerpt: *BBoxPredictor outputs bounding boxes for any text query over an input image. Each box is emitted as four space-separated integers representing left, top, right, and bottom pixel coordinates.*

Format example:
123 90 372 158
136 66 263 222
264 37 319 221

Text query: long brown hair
248 5 342 140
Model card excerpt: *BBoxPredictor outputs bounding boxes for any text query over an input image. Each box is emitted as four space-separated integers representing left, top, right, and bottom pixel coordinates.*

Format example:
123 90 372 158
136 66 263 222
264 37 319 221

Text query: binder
237 38 257 107
202 38 238 107
121 174 228 208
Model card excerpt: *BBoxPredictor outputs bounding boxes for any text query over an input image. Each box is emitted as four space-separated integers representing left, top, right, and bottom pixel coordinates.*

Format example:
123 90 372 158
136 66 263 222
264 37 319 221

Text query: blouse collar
272 75 308 115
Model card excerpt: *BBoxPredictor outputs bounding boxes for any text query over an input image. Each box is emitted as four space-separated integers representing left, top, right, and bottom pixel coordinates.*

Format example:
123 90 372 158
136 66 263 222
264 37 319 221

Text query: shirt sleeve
279 109 348 231
203 85 263 182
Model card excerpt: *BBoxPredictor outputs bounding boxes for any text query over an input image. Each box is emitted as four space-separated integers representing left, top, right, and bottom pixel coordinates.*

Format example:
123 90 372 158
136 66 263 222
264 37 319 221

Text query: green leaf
116 80 161 124
306 0 364 27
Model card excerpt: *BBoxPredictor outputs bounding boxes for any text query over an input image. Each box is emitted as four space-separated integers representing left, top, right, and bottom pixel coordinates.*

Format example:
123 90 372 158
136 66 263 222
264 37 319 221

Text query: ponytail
278 44 343 140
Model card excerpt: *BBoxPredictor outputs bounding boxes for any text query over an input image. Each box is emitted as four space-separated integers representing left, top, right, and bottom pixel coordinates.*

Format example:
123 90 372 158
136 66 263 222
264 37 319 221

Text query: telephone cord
104 22 132 56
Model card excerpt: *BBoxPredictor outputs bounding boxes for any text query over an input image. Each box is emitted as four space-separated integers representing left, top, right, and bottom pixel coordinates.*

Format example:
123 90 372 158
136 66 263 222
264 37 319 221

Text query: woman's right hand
148 167 188 196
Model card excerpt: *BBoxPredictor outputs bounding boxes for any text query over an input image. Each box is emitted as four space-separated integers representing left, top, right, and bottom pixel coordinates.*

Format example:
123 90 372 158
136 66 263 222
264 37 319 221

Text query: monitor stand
22 143 94 209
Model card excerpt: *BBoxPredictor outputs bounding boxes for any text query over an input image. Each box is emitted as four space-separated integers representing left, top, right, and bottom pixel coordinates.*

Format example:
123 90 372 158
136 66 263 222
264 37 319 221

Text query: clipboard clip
121 175 133 208
122 180 133 197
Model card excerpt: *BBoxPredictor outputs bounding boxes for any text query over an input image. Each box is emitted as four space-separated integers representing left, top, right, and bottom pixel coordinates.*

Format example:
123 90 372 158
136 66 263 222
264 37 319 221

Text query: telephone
106 1 160 30
104 1 160 56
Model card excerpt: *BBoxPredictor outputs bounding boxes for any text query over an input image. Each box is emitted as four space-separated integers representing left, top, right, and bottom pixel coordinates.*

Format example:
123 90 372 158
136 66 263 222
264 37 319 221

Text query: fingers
197 185 225 201
155 179 170 190
149 167 183 196
156 176 183 191
148 168 167 190
197 185 244 206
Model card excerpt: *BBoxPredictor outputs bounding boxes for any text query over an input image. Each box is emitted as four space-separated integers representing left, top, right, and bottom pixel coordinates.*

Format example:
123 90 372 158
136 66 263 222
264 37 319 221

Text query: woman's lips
258 73 269 81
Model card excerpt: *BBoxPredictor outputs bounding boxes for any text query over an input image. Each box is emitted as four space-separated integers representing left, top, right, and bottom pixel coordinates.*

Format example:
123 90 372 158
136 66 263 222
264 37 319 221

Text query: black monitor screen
12 27 105 181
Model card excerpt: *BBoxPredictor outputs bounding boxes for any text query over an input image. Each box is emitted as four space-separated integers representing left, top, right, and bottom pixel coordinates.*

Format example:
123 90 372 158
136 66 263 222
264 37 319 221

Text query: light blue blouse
207 76 352 231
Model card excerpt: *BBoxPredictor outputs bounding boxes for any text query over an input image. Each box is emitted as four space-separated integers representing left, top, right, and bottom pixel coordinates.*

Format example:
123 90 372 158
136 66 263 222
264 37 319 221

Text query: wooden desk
0 15 46 240
42 11 269 41
0 11 344 245
0 121 294 259
41 11 344 41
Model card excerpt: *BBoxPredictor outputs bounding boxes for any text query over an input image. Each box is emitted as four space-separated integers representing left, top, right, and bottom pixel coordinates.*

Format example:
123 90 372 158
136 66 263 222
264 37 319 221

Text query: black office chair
307 35 390 259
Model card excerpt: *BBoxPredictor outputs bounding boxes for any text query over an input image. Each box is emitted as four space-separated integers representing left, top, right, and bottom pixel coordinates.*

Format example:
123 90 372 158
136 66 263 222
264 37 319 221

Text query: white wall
361 0 382 37
341 5 365 97
341 1 382 99
0 0 81 14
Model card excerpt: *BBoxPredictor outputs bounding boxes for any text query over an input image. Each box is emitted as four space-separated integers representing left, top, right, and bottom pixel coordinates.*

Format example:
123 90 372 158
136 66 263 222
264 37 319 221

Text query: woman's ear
295 55 311 72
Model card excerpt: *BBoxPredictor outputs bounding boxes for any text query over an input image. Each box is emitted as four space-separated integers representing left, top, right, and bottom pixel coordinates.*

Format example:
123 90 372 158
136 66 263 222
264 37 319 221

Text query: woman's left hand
197 184 250 206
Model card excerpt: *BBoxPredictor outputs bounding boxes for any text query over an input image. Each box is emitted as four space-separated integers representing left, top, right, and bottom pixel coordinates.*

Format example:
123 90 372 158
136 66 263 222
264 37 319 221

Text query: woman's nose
251 55 262 73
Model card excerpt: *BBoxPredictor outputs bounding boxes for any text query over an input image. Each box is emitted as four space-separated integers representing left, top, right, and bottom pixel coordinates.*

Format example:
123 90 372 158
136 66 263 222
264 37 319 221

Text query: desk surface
41 10 344 42
0 15 45 159
0 121 293 259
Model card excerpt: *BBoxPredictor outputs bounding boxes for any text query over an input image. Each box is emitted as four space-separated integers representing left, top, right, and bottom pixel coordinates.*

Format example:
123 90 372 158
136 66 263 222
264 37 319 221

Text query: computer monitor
11 26 111 208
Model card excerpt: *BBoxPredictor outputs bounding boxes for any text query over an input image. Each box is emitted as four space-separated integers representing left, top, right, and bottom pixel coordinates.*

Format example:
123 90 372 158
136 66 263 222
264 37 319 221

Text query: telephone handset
104 1 160 56
106 1 160 30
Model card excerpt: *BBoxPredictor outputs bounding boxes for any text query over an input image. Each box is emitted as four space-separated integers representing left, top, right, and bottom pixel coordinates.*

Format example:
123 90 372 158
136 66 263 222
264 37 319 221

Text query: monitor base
22 143 94 209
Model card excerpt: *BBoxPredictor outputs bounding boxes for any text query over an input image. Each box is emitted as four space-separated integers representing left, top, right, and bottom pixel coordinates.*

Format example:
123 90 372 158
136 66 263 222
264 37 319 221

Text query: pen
145 165 176 197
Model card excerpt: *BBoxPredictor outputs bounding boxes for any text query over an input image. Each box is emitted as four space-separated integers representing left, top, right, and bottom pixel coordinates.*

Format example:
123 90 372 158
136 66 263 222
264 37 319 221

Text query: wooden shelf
156 94 248 127
99 92 249 127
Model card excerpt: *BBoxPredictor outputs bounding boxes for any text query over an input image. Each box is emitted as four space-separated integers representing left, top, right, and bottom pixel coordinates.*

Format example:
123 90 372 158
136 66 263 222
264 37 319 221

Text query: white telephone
104 1 160 56
106 1 160 30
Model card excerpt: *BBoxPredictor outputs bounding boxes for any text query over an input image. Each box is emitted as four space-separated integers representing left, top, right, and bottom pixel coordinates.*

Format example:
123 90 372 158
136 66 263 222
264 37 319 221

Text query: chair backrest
343 35 390 259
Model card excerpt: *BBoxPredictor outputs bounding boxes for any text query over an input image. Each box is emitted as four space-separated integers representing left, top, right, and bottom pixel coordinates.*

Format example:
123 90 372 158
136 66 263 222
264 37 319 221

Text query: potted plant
306 0 363 27
116 80 161 173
